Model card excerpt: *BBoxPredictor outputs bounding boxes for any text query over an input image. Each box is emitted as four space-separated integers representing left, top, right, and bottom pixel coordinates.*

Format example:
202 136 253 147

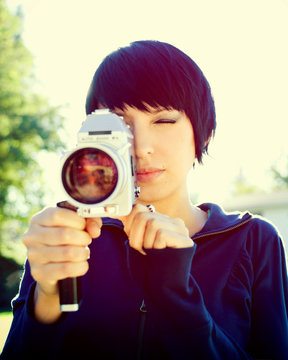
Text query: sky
7 0 288 205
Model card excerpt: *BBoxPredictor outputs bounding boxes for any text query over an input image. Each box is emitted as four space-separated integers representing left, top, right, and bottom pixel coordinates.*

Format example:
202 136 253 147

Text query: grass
0 312 13 354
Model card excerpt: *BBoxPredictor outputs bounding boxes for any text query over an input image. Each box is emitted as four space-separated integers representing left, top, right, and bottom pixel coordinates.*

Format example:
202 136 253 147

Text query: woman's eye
154 119 177 124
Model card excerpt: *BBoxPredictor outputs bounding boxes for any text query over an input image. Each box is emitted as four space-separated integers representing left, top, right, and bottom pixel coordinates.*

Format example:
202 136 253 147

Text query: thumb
85 217 103 238
111 204 153 237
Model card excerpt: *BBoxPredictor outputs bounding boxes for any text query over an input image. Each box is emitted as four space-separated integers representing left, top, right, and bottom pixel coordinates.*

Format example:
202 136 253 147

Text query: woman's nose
132 124 154 159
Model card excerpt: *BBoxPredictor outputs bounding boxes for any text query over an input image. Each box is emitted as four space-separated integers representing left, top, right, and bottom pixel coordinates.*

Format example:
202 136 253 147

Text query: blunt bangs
86 40 216 163
86 41 189 112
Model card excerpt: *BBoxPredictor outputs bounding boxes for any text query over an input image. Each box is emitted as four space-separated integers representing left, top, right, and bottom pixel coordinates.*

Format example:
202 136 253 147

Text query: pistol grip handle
59 277 82 312
57 201 82 312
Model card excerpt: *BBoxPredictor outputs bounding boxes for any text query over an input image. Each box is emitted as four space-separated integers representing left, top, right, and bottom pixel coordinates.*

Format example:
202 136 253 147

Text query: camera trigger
57 201 78 212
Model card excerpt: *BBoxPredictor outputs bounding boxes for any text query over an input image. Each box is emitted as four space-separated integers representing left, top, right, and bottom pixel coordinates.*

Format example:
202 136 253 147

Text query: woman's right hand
22 207 102 323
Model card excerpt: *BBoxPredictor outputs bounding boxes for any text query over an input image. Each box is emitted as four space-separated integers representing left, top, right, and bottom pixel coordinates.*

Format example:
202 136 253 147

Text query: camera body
60 109 138 217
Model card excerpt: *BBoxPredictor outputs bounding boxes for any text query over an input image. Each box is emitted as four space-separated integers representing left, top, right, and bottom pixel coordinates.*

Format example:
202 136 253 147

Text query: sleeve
128 231 288 360
128 246 255 360
1 260 67 360
247 220 288 359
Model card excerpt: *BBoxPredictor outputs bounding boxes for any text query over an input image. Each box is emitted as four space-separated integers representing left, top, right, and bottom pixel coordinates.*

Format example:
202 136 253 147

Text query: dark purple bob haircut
86 40 216 163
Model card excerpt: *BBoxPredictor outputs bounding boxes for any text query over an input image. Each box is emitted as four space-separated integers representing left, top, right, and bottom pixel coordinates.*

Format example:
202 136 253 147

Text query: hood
196 203 252 238
102 203 252 238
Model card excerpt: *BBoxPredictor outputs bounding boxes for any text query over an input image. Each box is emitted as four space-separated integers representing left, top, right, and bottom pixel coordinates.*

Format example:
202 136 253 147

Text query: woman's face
113 104 196 206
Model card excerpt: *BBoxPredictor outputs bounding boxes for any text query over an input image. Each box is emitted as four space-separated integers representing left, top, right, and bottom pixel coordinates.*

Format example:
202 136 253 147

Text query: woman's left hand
117 204 194 255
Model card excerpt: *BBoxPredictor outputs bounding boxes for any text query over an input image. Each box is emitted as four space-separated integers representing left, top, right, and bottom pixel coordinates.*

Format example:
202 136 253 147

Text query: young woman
2 40 288 359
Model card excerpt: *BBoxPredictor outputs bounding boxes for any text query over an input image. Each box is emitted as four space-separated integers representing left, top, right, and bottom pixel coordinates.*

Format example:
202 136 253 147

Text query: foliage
271 156 288 190
0 0 65 262
0 255 22 311
231 168 260 196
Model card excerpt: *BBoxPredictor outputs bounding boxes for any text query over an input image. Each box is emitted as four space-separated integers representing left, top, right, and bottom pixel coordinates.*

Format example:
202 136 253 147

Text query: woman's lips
136 168 164 183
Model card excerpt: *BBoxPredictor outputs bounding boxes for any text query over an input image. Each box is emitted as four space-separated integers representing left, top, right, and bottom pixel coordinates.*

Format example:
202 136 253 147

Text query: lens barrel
62 147 118 204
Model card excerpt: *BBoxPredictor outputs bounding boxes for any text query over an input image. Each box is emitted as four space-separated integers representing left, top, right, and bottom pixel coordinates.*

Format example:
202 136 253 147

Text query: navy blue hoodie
1 203 288 359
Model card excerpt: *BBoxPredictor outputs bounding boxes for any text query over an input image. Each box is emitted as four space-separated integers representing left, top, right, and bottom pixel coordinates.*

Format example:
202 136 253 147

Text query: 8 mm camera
60 109 139 218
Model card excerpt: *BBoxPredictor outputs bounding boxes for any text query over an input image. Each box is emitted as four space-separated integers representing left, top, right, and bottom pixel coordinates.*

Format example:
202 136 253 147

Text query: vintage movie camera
60 109 139 218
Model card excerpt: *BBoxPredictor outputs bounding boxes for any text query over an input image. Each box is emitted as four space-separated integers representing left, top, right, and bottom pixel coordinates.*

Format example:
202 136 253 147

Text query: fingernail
86 246 90 259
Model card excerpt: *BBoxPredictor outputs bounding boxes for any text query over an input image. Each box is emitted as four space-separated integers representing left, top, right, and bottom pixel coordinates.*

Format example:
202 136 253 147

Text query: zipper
136 300 147 360
192 216 252 241
102 215 253 241
102 222 147 359
103 215 252 360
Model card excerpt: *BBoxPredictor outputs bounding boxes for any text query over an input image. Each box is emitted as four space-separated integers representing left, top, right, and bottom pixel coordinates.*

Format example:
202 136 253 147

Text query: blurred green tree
0 0 65 263
271 157 288 189
231 168 260 196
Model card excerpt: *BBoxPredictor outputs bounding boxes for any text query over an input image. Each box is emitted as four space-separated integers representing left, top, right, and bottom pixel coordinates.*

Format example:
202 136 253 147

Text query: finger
85 217 102 238
31 207 86 230
128 212 151 255
122 204 150 235
154 230 194 249
28 245 90 265
111 207 139 229
153 229 172 249
23 226 92 247
125 204 157 254
142 217 158 250
31 261 89 284
143 216 192 250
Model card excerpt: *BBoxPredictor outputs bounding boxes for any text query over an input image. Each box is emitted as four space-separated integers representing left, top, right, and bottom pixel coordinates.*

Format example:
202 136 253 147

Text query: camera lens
62 148 118 204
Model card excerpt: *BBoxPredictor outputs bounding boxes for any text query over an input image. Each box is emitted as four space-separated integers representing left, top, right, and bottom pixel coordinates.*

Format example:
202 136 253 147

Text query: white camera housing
60 109 137 217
